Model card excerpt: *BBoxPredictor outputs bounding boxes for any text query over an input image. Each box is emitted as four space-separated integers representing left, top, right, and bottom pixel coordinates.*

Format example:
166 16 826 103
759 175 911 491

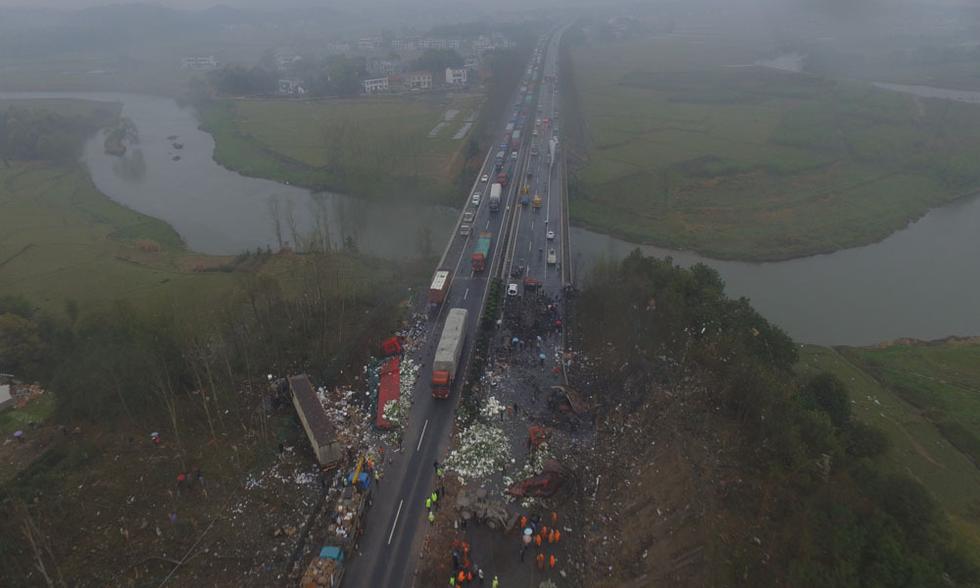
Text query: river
2 90 978 345
0 91 459 259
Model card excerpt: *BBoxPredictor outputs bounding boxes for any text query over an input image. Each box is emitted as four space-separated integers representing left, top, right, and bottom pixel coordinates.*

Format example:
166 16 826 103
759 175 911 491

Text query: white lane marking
485 218 491 229
388 499 404 546
464 288 470 301
417 419 429 452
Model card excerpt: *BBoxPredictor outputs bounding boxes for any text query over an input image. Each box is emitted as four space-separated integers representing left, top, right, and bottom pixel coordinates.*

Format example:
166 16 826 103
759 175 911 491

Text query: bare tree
284 198 300 252
268 196 283 250
18 505 65 588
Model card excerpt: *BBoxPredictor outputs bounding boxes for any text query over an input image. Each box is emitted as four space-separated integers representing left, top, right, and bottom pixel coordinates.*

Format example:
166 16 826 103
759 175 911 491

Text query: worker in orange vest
551 511 558 525
534 534 542 547
520 515 528 529
540 525 548 537
548 529 556 544
536 553 545 569
554 529 561 543
467 570 474 583
458 570 466 584
549 554 557 569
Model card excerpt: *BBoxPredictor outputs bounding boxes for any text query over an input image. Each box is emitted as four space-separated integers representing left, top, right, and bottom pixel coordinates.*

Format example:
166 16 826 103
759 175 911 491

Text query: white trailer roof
430 270 450 291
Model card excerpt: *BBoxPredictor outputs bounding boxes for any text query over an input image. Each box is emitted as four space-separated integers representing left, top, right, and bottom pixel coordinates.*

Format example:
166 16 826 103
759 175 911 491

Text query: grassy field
798 343 980 550
0 161 244 315
566 35 980 260
201 93 483 206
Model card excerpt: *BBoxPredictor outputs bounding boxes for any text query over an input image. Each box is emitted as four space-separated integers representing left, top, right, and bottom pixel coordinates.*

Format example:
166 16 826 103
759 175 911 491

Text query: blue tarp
319 545 344 561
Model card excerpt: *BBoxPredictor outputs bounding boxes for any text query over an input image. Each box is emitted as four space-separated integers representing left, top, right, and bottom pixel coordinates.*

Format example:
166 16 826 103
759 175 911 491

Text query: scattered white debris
445 423 510 479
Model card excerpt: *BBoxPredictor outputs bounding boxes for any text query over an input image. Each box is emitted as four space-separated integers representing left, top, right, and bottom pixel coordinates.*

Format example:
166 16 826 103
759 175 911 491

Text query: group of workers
428 461 447 524
520 511 562 571
448 539 500 587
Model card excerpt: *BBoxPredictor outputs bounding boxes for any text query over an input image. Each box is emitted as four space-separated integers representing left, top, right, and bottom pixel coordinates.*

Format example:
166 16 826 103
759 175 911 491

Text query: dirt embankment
565 355 760 587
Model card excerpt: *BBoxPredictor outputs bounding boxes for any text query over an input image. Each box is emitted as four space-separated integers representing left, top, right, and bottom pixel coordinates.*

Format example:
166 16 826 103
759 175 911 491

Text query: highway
342 27 566 588
502 29 567 298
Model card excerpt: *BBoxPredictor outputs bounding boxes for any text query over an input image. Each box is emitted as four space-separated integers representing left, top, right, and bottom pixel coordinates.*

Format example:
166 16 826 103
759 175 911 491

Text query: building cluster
355 33 513 95
186 30 512 98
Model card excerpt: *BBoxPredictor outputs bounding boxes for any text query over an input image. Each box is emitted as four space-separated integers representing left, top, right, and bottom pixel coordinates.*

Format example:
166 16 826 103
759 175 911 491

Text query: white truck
432 308 468 398
488 183 502 212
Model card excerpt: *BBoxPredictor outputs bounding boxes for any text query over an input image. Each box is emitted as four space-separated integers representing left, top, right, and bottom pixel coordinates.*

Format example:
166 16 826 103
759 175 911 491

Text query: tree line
0 105 117 164
0 252 405 453
574 251 978 586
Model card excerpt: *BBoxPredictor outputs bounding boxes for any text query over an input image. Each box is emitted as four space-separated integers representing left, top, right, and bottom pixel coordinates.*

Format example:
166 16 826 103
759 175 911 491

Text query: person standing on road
492 576 499 588
429 511 436 524
426 497 433 510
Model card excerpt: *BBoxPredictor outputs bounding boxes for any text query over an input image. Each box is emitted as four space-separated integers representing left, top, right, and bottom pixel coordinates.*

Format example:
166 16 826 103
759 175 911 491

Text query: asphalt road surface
342 27 567 588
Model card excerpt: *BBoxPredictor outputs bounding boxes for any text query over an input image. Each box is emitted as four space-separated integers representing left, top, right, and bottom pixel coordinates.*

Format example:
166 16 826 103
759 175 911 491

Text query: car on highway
460 224 471 236
472 193 481 205
520 195 530 206
547 248 557 265
481 174 489 182
463 211 475 223
507 283 519 296
511 151 519 160
547 230 555 240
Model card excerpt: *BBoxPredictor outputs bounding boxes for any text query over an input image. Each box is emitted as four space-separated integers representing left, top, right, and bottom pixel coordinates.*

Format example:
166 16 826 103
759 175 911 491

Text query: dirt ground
0 389 331 587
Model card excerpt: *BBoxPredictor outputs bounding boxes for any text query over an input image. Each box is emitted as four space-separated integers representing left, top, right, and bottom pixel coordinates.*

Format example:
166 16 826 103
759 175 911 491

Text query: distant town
183 31 516 98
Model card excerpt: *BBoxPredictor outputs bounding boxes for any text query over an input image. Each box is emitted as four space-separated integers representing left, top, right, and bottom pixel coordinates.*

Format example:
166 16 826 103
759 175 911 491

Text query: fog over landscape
3 0 980 586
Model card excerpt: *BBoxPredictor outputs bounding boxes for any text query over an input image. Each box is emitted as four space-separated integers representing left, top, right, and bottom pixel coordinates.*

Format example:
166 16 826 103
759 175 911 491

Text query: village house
275 48 302 71
277 79 306 96
419 38 461 50
362 76 389 94
368 58 399 77
404 70 433 90
391 38 417 51
445 67 468 86
358 37 382 51
180 56 218 70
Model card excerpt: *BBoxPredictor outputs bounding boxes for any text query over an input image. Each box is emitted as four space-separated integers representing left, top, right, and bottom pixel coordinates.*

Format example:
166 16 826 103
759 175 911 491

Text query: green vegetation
800 342 980 551
0 99 243 315
576 252 978 585
200 93 483 205
0 99 426 584
0 393 54 437
566 34 980 260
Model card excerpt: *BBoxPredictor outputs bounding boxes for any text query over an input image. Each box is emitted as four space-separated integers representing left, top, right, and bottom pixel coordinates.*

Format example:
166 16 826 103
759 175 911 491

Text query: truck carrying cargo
432 308 468 398
488 183 502 211
471 231 492 271
428 269 451 305
376 356 400 429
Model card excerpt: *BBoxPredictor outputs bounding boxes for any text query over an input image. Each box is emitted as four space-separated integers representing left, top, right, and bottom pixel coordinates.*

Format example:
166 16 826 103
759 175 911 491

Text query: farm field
798 342 980 551
202 93 483 206
566 35 980 260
